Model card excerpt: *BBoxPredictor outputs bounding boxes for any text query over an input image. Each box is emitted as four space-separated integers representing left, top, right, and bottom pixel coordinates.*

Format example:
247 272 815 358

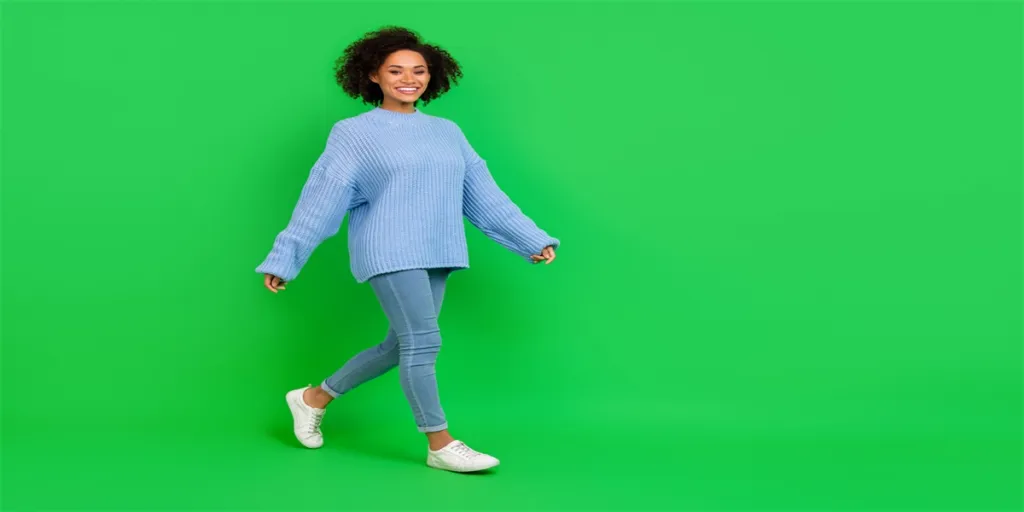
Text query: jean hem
419 422 448 433
320 381 340 398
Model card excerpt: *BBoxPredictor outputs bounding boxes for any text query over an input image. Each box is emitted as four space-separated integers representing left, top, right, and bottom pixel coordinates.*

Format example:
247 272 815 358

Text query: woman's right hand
264 273 286 293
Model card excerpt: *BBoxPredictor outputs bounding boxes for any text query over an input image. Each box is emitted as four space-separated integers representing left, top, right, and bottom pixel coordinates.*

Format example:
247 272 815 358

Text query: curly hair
334 26 463 106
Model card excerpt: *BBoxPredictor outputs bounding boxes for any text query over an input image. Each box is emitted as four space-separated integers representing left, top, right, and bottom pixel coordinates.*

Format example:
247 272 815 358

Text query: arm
255 123 361 282
459 130 560 262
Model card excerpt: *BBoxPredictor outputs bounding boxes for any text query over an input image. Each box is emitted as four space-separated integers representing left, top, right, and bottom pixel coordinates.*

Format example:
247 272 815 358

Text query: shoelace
308 411 324 434
450 442 480 458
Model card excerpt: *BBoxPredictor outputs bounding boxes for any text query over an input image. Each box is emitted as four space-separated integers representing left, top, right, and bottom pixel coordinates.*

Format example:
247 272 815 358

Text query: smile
397 87 420 94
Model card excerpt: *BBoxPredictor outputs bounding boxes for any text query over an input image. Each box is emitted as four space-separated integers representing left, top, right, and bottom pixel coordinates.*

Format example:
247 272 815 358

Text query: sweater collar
367 106 428 124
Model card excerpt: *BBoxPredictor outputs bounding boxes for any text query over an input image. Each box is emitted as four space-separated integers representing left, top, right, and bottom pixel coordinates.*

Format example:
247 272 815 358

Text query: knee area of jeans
394 325 441 339
397 323 440 336
401 346 442 360
378 338 399 353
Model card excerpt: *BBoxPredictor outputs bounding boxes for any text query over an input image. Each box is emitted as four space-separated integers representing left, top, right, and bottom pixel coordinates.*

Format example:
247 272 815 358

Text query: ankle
303 386 333 409
426 430 455 451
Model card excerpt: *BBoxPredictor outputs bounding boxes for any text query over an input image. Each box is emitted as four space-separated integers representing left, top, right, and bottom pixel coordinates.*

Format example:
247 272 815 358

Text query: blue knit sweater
255 107 560 283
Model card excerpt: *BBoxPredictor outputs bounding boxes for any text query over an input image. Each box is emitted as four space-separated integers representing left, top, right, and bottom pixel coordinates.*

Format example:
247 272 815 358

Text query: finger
264 274 275 292
541 248 554 264
268 275 282 293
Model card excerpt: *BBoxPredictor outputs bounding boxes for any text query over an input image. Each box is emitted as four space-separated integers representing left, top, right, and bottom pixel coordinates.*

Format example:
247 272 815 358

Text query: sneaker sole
426 457 500 473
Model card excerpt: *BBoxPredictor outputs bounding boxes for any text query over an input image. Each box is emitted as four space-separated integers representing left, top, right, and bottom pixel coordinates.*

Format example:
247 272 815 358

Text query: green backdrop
3 1 1021 510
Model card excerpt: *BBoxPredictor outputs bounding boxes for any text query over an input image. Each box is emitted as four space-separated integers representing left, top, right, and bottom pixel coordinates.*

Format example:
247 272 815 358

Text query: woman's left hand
531 246 556 265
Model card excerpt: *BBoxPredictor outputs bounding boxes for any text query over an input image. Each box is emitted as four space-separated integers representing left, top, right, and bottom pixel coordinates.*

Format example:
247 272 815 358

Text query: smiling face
370 49 430 112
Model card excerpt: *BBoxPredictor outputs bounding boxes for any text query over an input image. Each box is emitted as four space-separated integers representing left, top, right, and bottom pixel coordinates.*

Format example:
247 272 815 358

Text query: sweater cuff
522 236 560 262
255 254 299 282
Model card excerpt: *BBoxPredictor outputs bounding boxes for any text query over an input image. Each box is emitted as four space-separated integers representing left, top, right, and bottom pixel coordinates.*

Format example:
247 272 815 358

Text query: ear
369 72 379 84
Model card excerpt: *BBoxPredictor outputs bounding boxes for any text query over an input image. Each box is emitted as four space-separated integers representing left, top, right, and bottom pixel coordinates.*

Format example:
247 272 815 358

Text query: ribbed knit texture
255 107 560 283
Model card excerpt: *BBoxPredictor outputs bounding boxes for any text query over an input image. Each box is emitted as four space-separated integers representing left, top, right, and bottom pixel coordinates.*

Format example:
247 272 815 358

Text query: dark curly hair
334 26 463 106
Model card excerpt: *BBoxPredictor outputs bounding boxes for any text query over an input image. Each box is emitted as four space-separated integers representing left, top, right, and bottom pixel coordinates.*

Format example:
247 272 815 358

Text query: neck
379 99 417 114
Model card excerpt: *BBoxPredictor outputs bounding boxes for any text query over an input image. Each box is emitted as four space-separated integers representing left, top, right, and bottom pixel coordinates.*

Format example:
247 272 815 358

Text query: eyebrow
388 64 427 69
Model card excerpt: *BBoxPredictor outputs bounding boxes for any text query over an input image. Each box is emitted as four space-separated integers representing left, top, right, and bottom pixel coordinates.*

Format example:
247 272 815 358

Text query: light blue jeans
321 268 451 433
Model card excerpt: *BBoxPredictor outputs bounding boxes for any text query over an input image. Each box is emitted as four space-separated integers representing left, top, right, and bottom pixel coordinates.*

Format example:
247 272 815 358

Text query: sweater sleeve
255 123 361 282
458 129 560 261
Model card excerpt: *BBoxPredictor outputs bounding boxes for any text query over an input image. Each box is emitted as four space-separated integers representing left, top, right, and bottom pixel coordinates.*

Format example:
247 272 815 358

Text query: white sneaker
427 441 500 473
285 385 325 449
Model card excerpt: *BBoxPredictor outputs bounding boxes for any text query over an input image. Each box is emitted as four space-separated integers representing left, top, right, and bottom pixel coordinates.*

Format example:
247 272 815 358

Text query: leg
285 269 450 449
318 268 451 401
367 268 449 434
370 269 499 472
316 329 399 403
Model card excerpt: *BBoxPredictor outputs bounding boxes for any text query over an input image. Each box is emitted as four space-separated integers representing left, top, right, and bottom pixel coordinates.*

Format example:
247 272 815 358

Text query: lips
397 87 420 95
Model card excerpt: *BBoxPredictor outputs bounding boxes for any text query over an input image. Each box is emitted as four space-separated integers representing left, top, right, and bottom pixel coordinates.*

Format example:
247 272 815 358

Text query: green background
2 1 1021 510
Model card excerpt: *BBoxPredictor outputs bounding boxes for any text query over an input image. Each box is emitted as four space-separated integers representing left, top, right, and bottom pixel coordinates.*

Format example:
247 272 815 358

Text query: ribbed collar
366 106 429 125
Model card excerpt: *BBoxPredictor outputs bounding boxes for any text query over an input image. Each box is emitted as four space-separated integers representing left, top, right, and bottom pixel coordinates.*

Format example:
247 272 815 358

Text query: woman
255 26 559 473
